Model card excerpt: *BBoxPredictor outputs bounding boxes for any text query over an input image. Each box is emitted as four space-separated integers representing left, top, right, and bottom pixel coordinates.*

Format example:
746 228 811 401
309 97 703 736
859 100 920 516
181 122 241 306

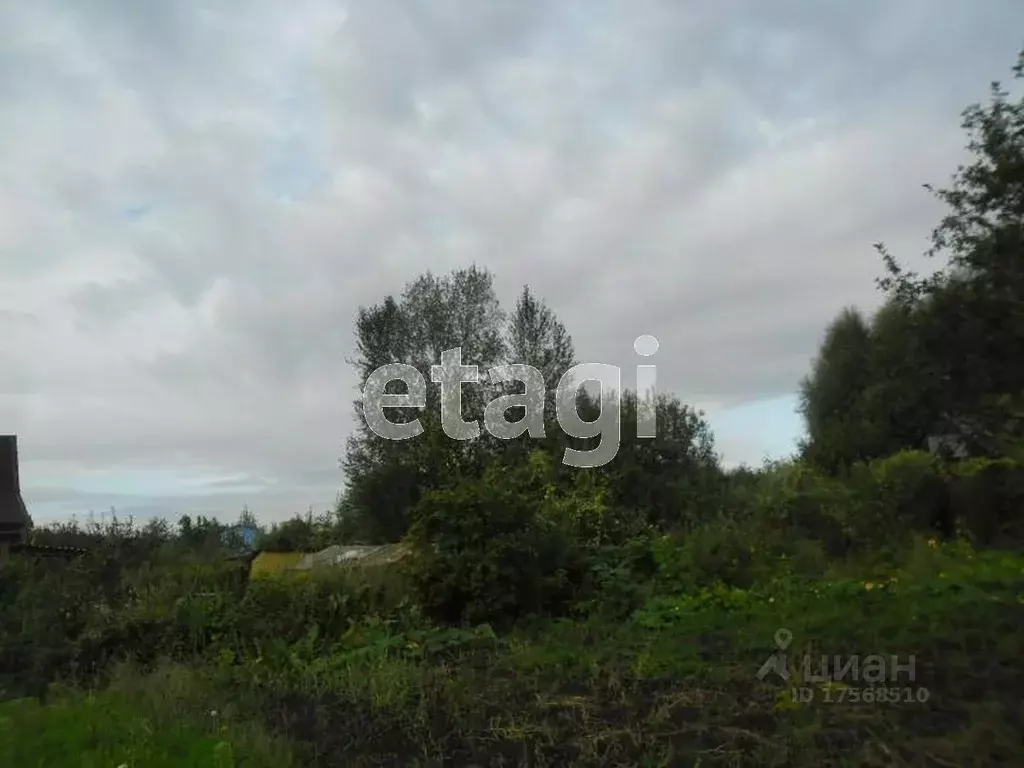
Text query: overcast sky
2 2 1022 526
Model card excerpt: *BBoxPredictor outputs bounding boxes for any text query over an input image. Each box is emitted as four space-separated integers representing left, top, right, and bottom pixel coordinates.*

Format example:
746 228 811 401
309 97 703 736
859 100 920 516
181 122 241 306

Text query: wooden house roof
0 436 31 539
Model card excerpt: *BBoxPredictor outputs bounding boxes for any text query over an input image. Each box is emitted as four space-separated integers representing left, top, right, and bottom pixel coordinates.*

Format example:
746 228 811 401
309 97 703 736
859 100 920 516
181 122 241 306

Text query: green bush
749 461 850 556
652 519 831 595
404 451 596 626
570 535 658 619
841 450 951 550
653 522 755 591
759 535 830 583
947 457 1024 546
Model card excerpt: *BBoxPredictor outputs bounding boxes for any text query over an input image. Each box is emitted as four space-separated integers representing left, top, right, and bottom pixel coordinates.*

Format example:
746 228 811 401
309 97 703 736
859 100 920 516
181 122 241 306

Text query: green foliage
4 452 1024 766
947 456 1024 545
569 535 658 620
404 451 593 625
842 450 952 549
752 450 1021 554
801 50 1024 471
258 508 340 552
845 451 1024 549
4 51 1024 765
341 266 513 543
798 307 879 472
652 524 755 591
749 461 851 555
599 390 721 529
340 266 724 544
651 518 831 597
0 666 294 768
859 299 944 455
0 694 234 767
501 284 577 421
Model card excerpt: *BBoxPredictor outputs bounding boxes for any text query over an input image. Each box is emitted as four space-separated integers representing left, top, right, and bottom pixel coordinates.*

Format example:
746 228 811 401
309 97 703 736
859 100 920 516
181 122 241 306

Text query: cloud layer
2 1 1022 523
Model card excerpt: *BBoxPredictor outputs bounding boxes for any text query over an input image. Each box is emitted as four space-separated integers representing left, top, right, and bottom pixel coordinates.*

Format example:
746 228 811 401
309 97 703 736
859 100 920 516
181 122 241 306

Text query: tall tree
858 297 942 456
873 49 1024 456
340 268 725 540
341 266 507 542
600 390 720 529
798 307 876 472
505 285 576 394
487 286 579 465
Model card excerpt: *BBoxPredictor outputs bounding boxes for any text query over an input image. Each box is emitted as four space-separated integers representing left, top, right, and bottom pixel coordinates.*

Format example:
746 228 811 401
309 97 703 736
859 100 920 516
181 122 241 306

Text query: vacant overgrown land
2 453 1022 767
4 45 1024 768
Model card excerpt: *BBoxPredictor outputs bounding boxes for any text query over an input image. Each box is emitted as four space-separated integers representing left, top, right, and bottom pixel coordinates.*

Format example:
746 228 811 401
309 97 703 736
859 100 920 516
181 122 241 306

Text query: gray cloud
1 0 1022 522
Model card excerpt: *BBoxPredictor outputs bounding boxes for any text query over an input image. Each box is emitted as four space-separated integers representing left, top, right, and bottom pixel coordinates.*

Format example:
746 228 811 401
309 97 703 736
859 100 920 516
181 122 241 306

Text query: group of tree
28 52 1024 564
799 50 1024 474
337 270 723 544
343 50 1024 541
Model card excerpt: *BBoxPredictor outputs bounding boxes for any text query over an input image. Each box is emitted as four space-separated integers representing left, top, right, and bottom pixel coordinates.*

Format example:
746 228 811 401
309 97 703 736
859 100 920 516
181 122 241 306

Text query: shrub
842 450 951 550
570 535 658 619
653 522 755 591
750 461 850 556
404 451 596 626
757 535 830 583
947 457 1024 546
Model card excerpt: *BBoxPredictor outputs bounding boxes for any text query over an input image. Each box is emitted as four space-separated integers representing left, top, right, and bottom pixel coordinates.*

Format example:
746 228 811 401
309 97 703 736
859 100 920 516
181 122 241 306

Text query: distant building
247 549 311 578
221 524 260 551
0 435 85 562
0 435 31 553
924 433 970 459
294 543 407 570
233 542 408 580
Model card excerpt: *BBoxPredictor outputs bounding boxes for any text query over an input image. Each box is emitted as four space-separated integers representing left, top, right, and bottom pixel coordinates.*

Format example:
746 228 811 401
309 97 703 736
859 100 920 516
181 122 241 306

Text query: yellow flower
864 582 875 590
926 538 938 549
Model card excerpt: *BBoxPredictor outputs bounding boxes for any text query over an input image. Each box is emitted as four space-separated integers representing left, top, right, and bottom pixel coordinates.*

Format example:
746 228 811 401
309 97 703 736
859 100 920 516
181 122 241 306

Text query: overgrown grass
0 673 296 768
3 534 1021 766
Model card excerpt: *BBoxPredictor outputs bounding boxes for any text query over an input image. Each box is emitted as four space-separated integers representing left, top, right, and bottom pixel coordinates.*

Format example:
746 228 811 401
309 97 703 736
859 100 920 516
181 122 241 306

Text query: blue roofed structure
222 523 260 551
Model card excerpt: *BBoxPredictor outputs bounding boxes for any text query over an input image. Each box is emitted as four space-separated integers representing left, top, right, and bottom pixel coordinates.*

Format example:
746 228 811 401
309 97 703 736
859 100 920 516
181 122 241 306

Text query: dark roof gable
0 435 31 536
